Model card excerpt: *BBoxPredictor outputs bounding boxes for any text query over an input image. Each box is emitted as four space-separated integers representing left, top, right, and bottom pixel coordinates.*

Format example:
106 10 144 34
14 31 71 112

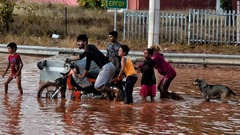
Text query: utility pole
148 0 160 48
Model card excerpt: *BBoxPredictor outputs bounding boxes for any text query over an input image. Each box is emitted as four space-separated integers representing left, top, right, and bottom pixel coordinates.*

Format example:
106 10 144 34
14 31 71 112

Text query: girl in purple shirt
150 45 178 99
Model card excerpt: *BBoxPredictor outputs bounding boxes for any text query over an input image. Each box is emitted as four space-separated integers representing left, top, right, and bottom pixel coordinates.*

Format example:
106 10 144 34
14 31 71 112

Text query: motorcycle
37 61 125 100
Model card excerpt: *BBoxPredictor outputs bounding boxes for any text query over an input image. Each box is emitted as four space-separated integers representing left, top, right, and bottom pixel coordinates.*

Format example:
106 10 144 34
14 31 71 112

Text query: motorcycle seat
86 70 121 79
86 71 99 79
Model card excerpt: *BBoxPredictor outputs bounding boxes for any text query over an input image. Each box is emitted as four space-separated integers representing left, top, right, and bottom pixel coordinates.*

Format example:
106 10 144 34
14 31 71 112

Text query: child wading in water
138 48 156 102
2 43 23 95
118 45 138 104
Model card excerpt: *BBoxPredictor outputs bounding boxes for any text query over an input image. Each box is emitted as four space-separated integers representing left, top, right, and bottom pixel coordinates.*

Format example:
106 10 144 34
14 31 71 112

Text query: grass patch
0 2 240 55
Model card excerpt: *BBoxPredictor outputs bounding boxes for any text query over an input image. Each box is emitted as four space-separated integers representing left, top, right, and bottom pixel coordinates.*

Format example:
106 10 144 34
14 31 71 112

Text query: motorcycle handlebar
65 57 72 63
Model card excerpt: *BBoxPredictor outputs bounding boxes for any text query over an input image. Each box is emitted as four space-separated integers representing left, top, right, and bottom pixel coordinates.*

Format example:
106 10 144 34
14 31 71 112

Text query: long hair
150 45 162 52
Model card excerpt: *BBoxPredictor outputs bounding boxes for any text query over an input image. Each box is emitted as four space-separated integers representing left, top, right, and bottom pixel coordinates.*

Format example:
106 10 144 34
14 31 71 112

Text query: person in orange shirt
118 45 138 104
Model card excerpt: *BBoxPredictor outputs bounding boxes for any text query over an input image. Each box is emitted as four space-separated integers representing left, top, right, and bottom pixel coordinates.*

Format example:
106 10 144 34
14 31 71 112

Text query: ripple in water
1 54 240 134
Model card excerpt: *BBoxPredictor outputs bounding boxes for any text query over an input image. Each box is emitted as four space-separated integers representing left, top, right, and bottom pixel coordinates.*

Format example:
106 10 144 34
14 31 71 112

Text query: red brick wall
138 0 149 10
128 0 217 10
161 0 216 10
232 0 238 11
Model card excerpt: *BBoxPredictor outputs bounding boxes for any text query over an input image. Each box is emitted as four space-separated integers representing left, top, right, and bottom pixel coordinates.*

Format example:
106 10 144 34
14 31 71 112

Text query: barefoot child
118 45 138 104
138 48 156 101
2 43 23 95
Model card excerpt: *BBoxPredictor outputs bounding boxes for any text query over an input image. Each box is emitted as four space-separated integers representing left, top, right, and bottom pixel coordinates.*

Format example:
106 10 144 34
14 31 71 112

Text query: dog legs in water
193 78 236 103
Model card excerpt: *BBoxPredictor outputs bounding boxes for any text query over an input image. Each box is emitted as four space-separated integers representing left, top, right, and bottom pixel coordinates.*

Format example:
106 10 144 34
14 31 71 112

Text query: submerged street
0 53 240 134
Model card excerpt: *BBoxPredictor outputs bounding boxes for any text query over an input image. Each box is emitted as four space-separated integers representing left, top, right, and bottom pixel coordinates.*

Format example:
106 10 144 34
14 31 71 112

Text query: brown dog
193 78 236 103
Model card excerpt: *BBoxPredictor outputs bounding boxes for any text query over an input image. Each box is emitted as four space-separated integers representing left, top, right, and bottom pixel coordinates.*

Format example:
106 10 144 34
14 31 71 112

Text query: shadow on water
0 53 240 134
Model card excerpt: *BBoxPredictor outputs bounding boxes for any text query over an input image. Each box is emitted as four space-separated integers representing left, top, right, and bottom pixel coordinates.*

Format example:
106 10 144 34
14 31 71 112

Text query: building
128 0 238 11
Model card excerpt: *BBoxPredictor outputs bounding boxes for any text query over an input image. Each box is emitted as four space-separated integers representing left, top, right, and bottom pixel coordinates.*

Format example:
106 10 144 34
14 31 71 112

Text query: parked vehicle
37 61 124 100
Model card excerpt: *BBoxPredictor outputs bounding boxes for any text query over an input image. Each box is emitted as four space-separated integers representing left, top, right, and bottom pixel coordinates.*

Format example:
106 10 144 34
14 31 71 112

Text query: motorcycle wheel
37 82 62 98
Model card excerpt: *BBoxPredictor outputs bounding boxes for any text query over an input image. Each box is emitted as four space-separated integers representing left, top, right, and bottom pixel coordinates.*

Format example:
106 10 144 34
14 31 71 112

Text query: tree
0 0 15 32
220 0 232 10
78 0 106 9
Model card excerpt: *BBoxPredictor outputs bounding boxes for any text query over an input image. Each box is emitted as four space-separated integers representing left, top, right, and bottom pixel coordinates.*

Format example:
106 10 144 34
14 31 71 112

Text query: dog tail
230 89 236 96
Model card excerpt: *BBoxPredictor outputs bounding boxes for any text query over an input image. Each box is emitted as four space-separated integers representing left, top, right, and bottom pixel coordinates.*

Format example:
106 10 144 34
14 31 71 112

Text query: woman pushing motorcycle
66 34 119 101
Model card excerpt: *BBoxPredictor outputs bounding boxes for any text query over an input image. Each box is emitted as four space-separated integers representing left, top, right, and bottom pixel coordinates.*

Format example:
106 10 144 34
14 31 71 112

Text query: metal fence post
188 9 192 45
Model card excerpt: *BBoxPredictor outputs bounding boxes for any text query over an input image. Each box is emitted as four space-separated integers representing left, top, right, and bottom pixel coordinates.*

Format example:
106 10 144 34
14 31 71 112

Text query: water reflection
0 53 240 134
2 94 22 134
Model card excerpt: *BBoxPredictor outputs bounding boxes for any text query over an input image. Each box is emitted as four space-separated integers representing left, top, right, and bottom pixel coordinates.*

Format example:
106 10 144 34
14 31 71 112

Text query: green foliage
220 0 232 10
0 0 15 32
78 0 106 9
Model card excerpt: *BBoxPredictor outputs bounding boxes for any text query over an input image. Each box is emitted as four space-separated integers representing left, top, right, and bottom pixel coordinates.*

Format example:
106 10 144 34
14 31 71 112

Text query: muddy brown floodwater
0 53 240 134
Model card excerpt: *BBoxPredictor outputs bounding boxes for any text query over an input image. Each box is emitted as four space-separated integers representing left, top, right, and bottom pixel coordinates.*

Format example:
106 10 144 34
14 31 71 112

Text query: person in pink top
2 43 23 95
150 45 182 100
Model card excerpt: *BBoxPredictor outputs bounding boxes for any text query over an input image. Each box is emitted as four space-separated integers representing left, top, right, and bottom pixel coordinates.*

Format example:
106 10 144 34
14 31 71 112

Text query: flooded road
0 53 240 134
